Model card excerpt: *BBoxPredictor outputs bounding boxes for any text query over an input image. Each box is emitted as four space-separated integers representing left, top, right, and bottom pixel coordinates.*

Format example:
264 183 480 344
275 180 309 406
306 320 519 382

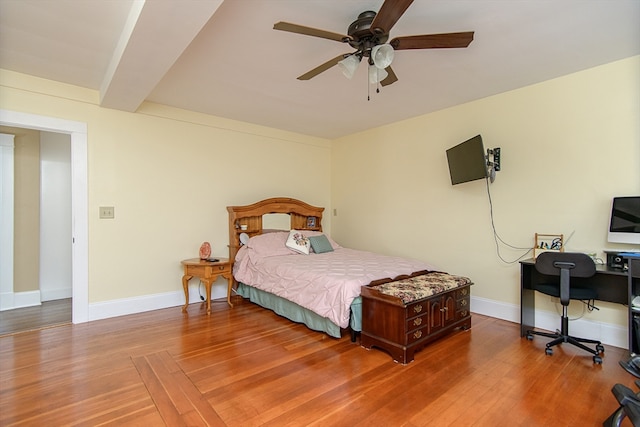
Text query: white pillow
285 230 310 255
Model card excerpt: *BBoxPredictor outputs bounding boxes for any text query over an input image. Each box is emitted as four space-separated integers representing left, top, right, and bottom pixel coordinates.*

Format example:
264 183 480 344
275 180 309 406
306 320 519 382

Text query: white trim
0 293 14 311
70 131 88 323
0 111 86 134
470 295 628 349
1 290 42 310
0 109 88 323
41 287 73 301
470 295 520 323
88 282 227 321
0 134 15 311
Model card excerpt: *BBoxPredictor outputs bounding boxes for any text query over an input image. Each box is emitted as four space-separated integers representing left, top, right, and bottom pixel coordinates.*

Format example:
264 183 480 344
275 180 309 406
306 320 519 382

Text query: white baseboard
0 290 41 311
82 289 628 350
470 295 628 350
88 282 227 322
41 287 72 302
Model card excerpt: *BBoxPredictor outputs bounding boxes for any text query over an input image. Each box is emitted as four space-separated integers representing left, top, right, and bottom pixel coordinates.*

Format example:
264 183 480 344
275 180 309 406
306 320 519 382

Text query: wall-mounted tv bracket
486 147 501 183
486 147 501 171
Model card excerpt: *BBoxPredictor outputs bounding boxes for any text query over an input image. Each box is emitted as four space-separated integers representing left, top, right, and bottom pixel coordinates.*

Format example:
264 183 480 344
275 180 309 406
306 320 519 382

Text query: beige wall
1 126 40 293
331 56 640 327
0 70 331 303
1 56 638 329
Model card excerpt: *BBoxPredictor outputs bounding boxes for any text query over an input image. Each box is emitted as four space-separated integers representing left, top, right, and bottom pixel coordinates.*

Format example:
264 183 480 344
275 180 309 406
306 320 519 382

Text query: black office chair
603 381 640 427
526 252 605 364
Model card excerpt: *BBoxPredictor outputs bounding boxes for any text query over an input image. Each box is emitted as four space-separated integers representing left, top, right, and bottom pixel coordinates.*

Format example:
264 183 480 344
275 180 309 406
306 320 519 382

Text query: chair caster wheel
593 355 603 364
526 334 533 341
596 344 605 354
545 347 553 356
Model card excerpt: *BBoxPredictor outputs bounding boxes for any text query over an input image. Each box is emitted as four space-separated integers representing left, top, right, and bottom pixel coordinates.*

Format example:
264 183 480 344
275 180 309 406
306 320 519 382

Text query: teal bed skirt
237 283 362 339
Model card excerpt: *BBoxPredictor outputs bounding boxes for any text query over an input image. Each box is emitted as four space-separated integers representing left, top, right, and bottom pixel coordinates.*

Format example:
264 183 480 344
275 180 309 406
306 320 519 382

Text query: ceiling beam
99 0 223 112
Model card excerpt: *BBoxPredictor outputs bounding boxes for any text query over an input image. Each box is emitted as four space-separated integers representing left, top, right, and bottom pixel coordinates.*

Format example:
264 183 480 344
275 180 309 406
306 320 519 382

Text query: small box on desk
605 250 640 270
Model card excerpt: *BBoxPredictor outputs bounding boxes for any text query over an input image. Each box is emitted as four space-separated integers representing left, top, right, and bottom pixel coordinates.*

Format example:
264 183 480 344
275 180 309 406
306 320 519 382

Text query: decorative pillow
247 232 292 258
285 230 311 255
308 234 334 254
298 230 341 249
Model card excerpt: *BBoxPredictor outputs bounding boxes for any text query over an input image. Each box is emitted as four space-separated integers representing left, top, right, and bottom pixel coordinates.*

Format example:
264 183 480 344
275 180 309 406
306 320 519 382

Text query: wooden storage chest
361 272 472 364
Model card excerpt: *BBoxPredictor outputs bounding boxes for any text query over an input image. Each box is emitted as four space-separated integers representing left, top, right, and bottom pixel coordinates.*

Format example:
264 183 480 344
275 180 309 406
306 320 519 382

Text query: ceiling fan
274 0 474 87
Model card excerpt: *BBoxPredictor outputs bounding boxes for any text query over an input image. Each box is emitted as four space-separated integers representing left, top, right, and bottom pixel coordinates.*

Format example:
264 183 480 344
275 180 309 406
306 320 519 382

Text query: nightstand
181 258 233 314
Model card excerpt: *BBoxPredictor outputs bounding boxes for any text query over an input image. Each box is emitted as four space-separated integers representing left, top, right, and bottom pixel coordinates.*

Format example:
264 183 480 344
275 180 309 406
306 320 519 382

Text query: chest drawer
457 296 470 310
407 300 427 318
456 286 470 299
406 313 429 332
406 326 429 344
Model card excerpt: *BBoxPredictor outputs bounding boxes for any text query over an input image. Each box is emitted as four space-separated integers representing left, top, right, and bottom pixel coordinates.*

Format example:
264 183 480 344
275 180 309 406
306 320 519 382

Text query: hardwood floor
0 296 635 426
0 298 71 336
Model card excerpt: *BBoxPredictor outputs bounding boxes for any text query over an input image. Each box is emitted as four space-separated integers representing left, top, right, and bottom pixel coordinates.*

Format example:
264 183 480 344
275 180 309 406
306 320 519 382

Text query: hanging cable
485 176 534 263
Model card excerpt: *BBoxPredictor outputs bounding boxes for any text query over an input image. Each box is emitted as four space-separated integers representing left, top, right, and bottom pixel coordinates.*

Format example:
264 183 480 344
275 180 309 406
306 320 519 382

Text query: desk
520 259 630 350
181 258 233 314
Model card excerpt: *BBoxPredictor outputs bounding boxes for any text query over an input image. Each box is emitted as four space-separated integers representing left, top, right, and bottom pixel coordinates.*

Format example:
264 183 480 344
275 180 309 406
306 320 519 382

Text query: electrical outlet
99 206 115 219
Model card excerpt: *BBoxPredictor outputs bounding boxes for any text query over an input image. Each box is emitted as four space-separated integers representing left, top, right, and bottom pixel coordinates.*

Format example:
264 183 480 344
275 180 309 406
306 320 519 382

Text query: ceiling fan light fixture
368 65 388 84
338 54 361 79
371 43 394 69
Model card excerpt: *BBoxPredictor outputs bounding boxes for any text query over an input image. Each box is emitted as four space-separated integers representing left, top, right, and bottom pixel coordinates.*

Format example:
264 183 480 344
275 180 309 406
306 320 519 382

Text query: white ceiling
1 0 639 139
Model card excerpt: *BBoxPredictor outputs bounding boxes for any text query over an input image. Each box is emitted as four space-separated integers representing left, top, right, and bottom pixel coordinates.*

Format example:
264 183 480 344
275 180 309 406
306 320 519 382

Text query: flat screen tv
608 196 640 245
446 134 487 185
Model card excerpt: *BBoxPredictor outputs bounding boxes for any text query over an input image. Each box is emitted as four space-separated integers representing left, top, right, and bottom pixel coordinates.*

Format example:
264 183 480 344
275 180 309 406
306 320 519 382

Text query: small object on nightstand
199 242 211 259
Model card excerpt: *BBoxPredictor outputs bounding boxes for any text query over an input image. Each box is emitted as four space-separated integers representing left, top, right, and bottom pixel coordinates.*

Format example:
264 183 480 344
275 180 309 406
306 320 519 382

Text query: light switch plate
99 206 115 219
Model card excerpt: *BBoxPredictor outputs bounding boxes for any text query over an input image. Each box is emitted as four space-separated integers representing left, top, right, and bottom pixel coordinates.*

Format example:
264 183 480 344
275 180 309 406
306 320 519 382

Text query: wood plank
0 298 71 336
132 351 225 427
131 354 186 426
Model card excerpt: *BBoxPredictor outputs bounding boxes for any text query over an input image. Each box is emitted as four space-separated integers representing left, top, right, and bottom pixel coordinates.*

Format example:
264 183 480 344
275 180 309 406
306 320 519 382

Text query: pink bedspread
233 233 433 328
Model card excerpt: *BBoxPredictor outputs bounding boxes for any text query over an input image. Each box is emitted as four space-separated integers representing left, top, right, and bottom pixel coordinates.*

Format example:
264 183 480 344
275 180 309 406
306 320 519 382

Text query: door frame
0 109 88 323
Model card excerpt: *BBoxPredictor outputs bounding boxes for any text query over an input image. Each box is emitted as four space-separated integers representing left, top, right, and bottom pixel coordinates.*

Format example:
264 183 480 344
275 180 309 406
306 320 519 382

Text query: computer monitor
608 196 640 245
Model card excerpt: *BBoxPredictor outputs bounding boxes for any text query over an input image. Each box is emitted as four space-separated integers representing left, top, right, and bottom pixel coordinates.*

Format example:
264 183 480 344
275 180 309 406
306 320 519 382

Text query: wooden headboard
227 197 324 262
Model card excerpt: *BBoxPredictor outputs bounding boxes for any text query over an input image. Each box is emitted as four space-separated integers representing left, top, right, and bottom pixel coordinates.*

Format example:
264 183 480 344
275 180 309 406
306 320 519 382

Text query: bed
227 197 434 339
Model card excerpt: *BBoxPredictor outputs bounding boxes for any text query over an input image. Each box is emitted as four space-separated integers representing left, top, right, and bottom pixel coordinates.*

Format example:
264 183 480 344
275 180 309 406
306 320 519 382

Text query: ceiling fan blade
380 66 398 87
370 0 414 34
390 32 474 50
274 22 350 43
297 54 346 81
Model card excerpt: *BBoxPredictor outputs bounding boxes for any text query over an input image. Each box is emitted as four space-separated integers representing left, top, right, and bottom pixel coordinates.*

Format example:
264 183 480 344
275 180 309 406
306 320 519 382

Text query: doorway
0 109 88 325
0 128 72 334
